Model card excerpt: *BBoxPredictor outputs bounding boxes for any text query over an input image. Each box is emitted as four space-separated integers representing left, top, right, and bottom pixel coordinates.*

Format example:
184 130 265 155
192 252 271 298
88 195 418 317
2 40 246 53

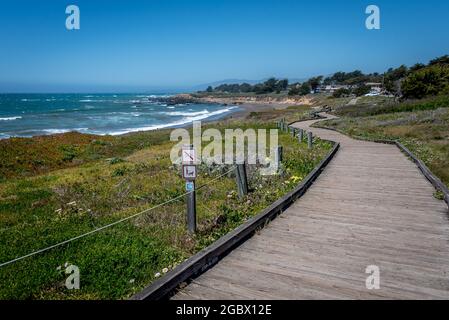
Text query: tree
299 82 311 96
307 76 323 92
353 85 371 97
333 88 351 98
429 55 449 66
240 83 253 93
206 86 213 93
402 64 449 99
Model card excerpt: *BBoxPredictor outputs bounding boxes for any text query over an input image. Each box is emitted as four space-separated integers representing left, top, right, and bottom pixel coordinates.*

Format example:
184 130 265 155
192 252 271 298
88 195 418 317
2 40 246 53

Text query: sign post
182 145 197 234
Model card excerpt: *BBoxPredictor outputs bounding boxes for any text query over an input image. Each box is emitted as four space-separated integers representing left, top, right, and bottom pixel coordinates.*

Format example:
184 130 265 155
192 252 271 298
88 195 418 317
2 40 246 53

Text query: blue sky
1 0 449 93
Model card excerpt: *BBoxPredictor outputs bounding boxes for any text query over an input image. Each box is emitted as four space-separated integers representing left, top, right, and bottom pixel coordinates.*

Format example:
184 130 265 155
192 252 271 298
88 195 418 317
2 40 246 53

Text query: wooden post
235 162 248 198
186 181 197 234
298 129 304 142
291 127 296 138
308 131 313 149
277 146 283 162
182 144 197 234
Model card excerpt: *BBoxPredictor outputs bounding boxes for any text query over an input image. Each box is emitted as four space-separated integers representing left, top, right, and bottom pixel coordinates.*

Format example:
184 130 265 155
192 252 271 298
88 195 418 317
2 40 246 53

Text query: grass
246 105 316 123
0 113 332 299
317 95 449 188
333 95 449 117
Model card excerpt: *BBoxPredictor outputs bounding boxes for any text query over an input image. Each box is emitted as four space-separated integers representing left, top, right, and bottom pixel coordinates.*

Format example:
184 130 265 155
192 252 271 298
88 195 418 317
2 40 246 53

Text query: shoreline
0 93 311 141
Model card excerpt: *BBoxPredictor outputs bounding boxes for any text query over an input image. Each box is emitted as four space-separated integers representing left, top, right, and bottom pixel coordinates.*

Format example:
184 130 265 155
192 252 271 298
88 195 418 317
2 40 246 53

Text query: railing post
275 146 283 173
298 129 304 142
277 145 283 162
182 144 197 234
308 131 313 149
291 127 296 138
235 162 248 198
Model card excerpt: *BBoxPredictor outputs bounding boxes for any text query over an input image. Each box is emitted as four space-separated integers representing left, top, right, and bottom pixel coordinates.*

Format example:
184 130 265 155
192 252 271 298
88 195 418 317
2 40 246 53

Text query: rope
0 166 236 268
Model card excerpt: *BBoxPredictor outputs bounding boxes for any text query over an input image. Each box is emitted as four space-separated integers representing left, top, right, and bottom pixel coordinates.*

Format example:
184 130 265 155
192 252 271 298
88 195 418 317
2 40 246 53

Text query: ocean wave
0 116 22 121
108 107 237 136
42 129 71 134
42 128 88 134
21 99 40 102
166 109 209 117
79 99 107 103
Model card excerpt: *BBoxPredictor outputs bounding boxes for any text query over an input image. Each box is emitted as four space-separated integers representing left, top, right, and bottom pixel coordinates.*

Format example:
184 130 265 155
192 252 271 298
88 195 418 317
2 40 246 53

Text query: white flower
155 273 161 278
162 268 169 274
129 279 135 284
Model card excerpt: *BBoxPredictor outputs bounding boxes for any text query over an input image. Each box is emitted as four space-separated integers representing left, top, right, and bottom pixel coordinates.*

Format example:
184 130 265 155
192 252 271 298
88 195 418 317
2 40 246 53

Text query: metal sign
182 146 196 164
182 165 197 180
185 181 195 192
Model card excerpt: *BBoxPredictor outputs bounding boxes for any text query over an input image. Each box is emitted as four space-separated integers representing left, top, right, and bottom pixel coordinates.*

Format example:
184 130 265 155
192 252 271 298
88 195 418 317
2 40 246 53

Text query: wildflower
129 279 135 284
162 268 169 274
155 273 161 278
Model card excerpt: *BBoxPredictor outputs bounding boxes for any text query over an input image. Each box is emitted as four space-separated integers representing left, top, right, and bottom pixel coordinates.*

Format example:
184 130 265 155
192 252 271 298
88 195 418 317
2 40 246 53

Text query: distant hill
191 77 308 92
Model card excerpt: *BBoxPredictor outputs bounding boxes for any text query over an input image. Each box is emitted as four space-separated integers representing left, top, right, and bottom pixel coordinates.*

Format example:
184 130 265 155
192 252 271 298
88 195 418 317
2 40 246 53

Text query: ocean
0 94 238 139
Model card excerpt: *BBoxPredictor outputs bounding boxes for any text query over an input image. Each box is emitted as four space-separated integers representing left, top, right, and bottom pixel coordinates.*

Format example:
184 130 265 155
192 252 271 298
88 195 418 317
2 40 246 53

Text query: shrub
402 64 449 99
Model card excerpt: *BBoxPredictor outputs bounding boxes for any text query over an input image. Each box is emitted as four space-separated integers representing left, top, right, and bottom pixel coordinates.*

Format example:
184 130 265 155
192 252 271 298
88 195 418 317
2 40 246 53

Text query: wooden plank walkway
173 115 449 300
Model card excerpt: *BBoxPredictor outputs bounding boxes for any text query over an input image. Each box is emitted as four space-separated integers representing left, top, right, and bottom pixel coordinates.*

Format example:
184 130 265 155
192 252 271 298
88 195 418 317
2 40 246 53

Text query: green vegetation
205 78 289 95
0 130 171 180
402 63 449 99
317 95 449 187
0 112 332 299
246 105 317 123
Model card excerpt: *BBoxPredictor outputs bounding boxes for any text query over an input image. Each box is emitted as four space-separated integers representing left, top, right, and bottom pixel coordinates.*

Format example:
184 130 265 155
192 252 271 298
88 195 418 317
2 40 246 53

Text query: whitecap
0 116 22 121
107 107 237 136
166 109 209 117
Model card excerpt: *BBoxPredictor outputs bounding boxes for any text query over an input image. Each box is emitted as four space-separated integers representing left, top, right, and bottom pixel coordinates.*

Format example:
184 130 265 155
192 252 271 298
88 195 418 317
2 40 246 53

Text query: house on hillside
365 82 383 94
315 84 351 93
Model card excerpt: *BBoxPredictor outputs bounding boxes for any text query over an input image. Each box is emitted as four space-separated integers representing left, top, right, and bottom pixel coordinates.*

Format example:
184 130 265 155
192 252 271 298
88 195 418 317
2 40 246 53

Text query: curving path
173 114 449 300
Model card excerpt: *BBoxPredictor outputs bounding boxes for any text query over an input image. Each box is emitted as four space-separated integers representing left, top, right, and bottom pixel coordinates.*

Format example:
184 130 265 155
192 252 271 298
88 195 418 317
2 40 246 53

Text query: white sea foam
165 109 209 117
42 128 88 134
107 107 237 136
42 129 71 134
0 116 22 121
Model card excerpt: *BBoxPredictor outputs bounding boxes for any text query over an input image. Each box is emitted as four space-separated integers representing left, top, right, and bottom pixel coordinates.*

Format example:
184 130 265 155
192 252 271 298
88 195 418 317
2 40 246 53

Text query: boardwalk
174 115 449 300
